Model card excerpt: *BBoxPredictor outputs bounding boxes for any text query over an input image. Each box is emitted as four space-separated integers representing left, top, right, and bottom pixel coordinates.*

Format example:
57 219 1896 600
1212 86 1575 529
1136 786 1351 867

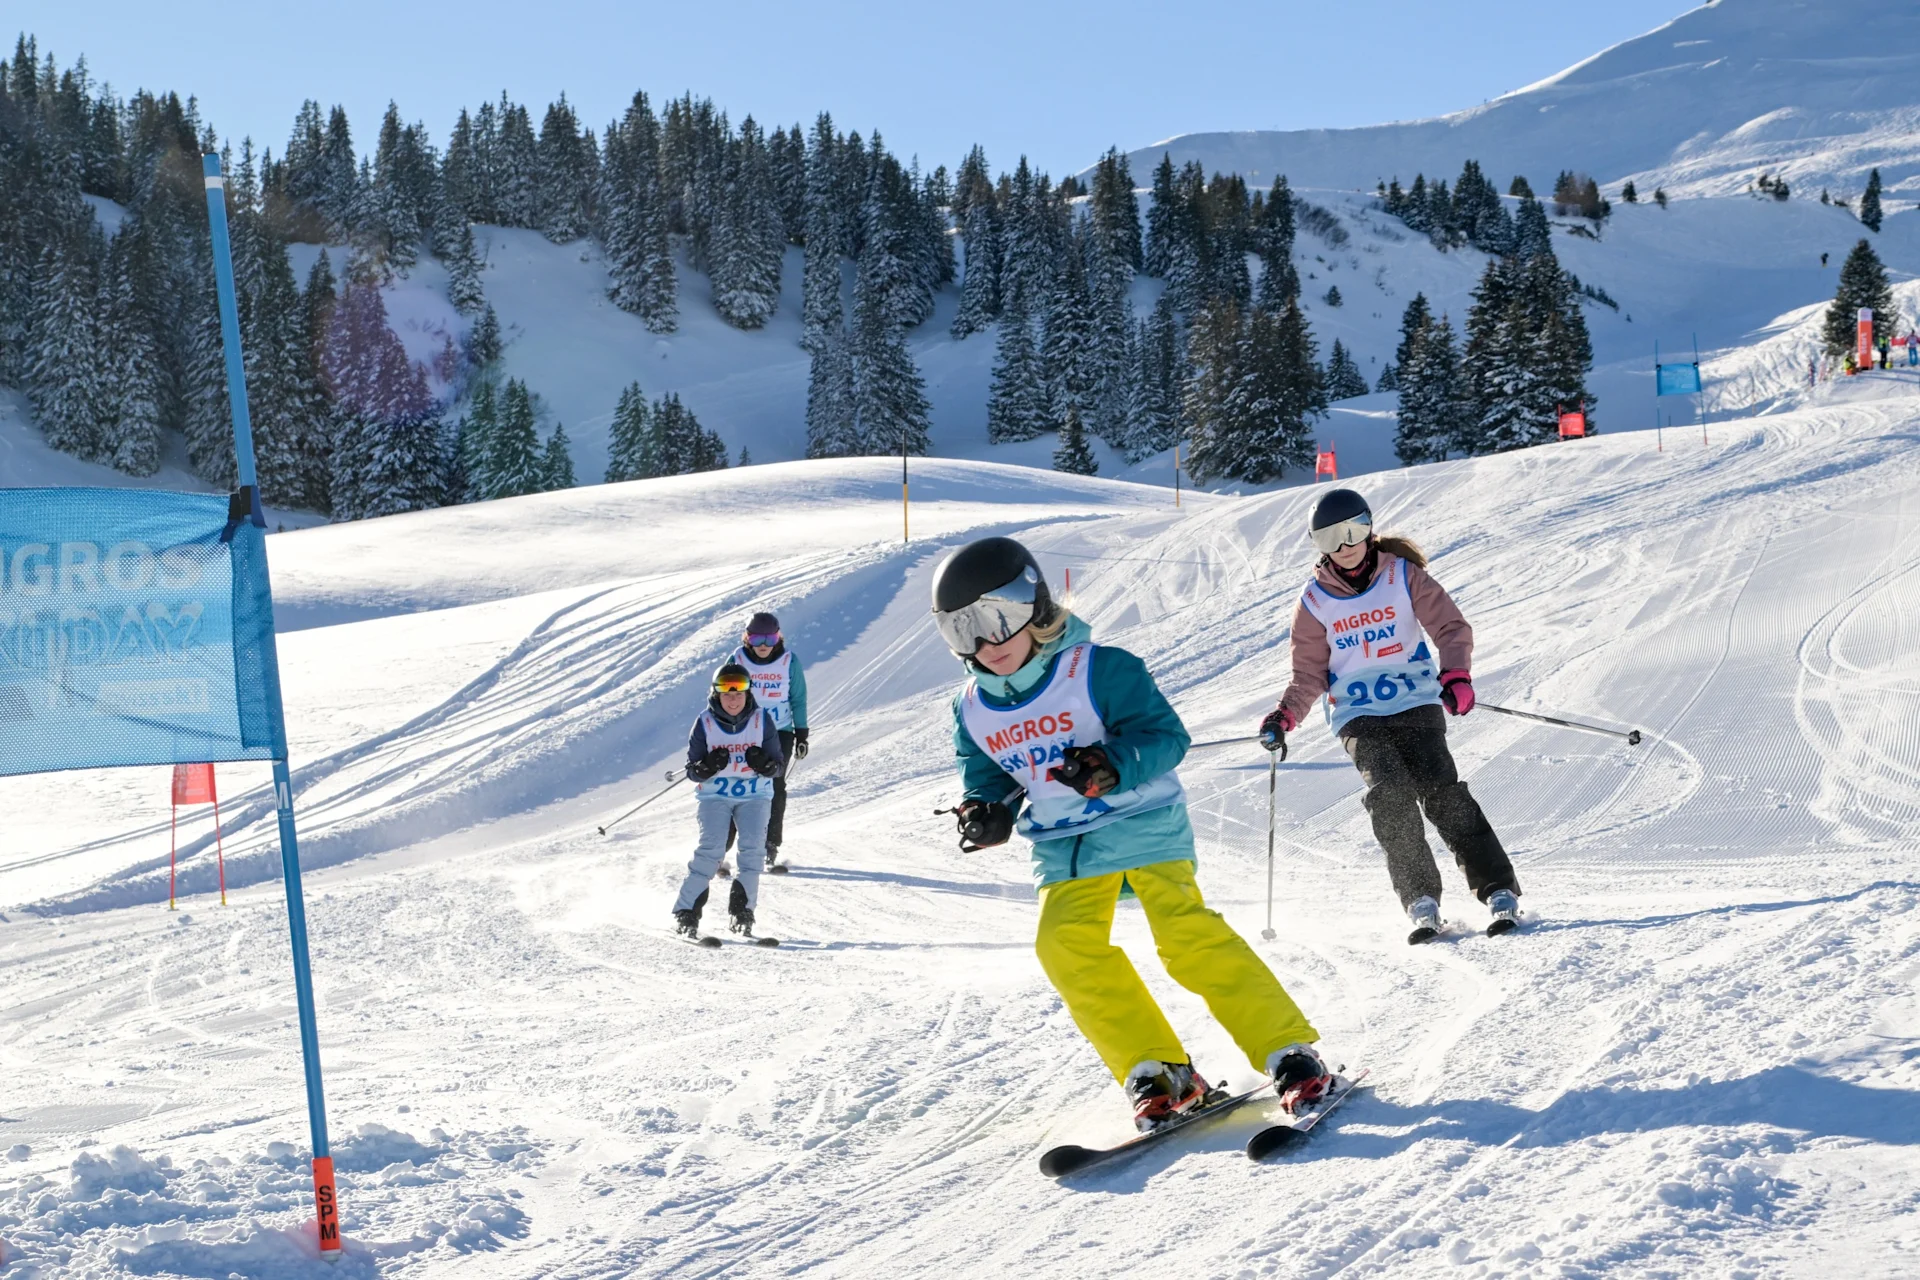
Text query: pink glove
1439 670 1474 716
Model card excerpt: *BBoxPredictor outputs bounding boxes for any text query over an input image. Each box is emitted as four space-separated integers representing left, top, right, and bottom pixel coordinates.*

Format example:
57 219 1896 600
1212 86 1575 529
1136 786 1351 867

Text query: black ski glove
1259 707 1294 758
1048 744 1119 798
792 727 810 760
744 744 779 777
955 799 1014 851
685 758 719 782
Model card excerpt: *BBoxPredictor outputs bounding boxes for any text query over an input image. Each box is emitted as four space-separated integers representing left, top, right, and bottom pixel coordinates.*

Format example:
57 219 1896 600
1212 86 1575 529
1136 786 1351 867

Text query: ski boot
765 844 780 872
1267 1043 1334 1115
1124 1060 1213 1134
673 908 701 940
1407 895 1442 945
1486 888 1520 936
728 880 755 936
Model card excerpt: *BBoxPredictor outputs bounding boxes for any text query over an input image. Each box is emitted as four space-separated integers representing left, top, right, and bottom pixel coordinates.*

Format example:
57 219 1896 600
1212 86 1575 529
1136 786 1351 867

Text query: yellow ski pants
1034 859 1318 1083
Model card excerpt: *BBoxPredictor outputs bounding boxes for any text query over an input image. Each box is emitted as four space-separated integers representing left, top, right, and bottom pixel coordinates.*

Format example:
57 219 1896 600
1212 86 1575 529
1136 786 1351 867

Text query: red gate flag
1558 408 1587 438
1858 308 1874 371
1315 447 1338 480
172 762 216 805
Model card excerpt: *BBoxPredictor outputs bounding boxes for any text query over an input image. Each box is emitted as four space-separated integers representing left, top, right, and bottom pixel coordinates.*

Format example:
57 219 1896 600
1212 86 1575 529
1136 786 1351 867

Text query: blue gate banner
0 487 285 776
1656 363 1703 396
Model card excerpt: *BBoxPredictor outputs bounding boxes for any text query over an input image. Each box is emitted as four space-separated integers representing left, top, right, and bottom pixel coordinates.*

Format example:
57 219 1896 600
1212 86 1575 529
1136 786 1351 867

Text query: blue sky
18 1 1694 178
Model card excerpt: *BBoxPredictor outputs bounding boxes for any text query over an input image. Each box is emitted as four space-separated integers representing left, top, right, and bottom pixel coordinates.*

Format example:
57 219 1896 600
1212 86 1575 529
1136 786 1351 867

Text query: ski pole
598 775 688 836
1479 701 1642 746
1187 734 1262 753
1260 750 1278 941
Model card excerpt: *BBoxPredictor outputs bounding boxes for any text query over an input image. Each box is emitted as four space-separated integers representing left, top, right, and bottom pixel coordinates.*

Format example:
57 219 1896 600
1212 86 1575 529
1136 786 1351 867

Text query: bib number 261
1345 672 1420 708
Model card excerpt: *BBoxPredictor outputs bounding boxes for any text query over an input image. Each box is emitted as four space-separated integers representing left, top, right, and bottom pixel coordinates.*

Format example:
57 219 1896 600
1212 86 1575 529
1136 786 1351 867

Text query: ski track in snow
5 383 1920 1275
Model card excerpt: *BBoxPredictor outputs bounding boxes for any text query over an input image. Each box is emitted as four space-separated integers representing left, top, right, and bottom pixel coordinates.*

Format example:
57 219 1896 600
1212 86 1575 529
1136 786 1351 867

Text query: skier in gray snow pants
672 662 784 936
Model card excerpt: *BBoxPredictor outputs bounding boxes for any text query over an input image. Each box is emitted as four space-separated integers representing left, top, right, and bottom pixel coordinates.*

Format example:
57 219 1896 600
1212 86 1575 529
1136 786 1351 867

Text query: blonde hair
1027 607 1075 649
1375 534 1428 569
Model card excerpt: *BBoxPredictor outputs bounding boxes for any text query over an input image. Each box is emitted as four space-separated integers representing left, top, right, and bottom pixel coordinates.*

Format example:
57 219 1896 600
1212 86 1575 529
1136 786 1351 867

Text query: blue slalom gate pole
202 153 342 1258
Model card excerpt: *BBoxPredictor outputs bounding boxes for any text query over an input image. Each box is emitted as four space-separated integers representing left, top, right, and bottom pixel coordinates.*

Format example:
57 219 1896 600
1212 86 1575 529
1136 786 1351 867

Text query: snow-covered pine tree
771 123 807 246
711 116 784 329
1223 302 1318 482
1512 194 1552 259
1376 362 1398 392
442 108 478 223
804 325 860 457
1040 232 1094 429
538 95 594 242
1255 175 1299 310
1143 152 1177 278
496 97 541 229
801 113 843 354
1084 214 1136 448
458 379 498 497
1861 167 1884 232
466 302 503 367
999 158 1057 320
1122 293 1184 461
541 423 575 489
1053 404 1098 475
1824 237 1896 354
445 221 485 314
600 91 676 332
1394 310 1460 464
299 250 340 510
849 244 931 456
27 236 105 460
322 278 441 515
1181 298 1243 481
605 381 652 481
950 195 1000 338
244 225 318 506
1089 147 1142 269
99 236 162 475
1324 338 1369 400
485 377 543 497
986 301 1048 444
320 105 359 232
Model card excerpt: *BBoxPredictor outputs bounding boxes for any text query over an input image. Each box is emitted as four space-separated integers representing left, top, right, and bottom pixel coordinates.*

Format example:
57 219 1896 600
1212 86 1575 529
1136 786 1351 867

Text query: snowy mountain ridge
1128 0 1920 203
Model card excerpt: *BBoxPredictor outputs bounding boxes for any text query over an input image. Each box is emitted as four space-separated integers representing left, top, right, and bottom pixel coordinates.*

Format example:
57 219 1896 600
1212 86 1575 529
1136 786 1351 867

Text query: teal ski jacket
950 615 1195 887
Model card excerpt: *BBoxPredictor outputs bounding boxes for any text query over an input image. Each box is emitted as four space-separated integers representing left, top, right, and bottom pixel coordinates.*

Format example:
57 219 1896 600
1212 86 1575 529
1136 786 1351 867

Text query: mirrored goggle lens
1310 514 1372 555
932 576 1041 656
745 632 780 646
713 675 752 693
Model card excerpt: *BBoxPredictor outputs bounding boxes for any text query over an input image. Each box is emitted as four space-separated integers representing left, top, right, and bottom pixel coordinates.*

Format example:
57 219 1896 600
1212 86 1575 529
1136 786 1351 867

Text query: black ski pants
727 730 796 853
1340 704 1518 910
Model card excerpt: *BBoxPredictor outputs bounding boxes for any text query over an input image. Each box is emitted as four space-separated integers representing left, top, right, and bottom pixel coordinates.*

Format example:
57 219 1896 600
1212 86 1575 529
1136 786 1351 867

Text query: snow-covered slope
1126 0 1920 201
3 356 1920 1274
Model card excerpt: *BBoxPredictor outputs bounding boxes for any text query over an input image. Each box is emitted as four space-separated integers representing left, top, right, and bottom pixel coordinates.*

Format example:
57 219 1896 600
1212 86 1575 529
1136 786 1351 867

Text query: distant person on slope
1258 489 1522 943
932 537 1331 1132
672 663 784 940
1879 335 1892 370
734 612 809 872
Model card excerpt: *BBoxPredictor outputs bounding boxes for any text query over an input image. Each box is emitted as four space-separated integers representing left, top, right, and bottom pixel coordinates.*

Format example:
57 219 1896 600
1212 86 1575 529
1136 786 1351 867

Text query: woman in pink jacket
1258 489 1521 943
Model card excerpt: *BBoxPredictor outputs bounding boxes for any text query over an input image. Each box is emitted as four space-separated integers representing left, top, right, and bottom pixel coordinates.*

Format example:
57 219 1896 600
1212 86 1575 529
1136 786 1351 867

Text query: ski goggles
744 632 780 647
712 673 753 694
1309 512 1373 555
932 569 1042 657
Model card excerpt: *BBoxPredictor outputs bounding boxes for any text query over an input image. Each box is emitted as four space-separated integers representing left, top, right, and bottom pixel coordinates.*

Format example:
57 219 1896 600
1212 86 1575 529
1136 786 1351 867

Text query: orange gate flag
172 762 217 805
1558 408 1587 438
1315 447 1338 480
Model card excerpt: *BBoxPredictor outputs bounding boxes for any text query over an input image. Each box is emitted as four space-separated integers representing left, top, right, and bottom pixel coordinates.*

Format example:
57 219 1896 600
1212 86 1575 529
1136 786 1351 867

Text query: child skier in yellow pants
932 536 1330 1131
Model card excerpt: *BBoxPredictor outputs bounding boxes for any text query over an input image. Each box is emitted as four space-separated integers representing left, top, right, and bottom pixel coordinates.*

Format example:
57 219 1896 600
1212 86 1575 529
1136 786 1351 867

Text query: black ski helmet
929 536 1056 656
1310 488 1371 533
1308 488 1374 554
